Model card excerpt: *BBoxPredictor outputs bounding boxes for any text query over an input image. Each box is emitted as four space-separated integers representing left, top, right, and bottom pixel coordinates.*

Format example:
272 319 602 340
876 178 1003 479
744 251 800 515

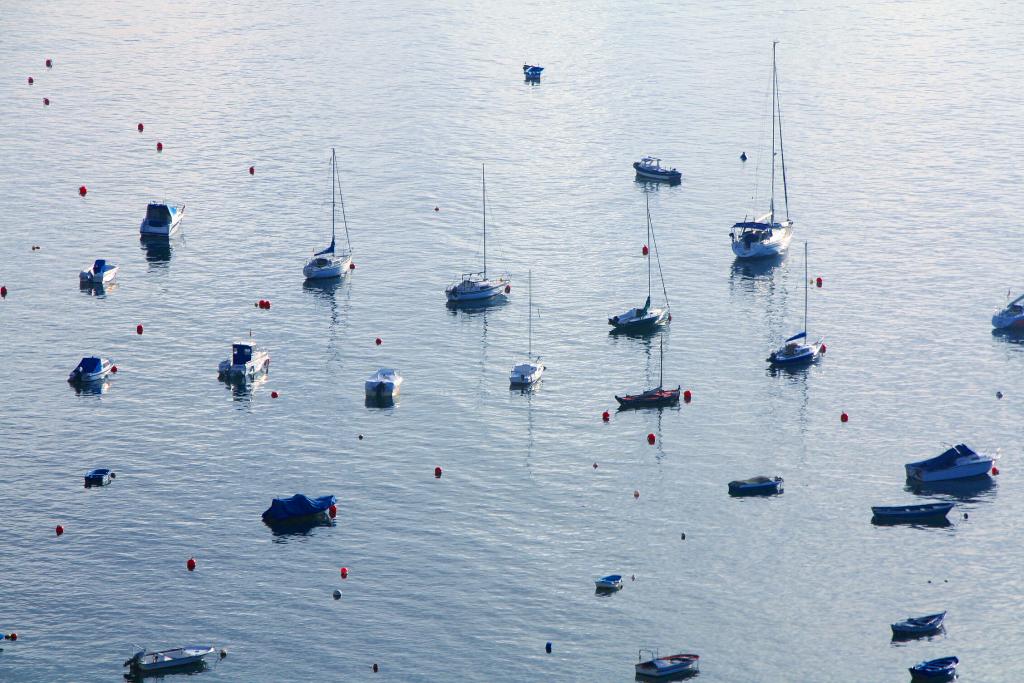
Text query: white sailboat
304 148 353 280
767 241 823 366
446 165 511 304
510 270 545 387
609 193 670 333
731 42 794 259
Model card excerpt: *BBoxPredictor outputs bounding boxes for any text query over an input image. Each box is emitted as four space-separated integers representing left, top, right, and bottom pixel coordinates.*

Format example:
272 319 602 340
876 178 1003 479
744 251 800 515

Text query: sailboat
609 194 670 333
768 241 823 366
303 148 353 280
730 42 794 259
446 165 511 304
510 270 545 387
615 337 680 408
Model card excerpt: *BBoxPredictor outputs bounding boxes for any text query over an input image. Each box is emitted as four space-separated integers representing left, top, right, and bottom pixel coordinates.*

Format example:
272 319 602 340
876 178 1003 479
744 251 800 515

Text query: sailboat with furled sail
510 270 545 387
304 148 353 280
446 165 511 304
609 193 670 333
615 337 679 408
768 241 823 366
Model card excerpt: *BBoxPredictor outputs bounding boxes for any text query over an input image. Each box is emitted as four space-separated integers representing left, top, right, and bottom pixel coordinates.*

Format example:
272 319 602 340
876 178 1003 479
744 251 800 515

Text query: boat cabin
145 203 174 228
232 343 255 367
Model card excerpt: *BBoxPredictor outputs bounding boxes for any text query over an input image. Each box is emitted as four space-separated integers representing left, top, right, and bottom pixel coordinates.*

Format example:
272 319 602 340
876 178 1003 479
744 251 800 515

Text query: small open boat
993 291 1024 330
218 340 270 382
124 645 216 673
139 201 185 236
635 649 699 679
365 368 403 401
68 356 113 383
728 475 783 496
909 656 958 681
79 259 118 284
595 574 623 591
84 468 113 487
871 502 954 523
262 494 335 525
522 64 544 79
891 611 946 639
633 157 681 184
905 444 994 482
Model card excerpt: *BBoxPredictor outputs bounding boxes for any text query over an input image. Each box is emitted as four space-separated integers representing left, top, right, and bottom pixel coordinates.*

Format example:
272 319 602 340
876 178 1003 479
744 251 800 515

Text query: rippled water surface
2 1 1023 681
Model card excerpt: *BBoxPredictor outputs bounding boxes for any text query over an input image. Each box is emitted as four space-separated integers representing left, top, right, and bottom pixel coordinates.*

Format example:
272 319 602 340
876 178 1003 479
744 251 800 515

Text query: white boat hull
906 460 993 482
79 266 118 283
304 254 352 280
731 222 793 259
510 363 545 386
446 278 508 302
218 353 270 381
140 211 184 236
130 646 215 672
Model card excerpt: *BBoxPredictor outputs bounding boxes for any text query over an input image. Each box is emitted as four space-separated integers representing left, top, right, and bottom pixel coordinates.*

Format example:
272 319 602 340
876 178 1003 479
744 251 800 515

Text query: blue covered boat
871 502 954 523
891 611 946 639
905 444 994 483
84 468 113 487
68 356 113 383
522 64 543 79
728 475 783 496
261 494 336 525
595 574 623 591
909 656 958 681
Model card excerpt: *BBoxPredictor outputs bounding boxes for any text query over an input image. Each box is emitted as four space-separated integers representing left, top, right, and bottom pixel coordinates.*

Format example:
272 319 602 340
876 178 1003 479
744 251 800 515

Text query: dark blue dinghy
871 502 954 524
891 611 946 639
261 494 336 526
84 468 114 487
909 656 958 681
728 475 783 496
523 64 544 80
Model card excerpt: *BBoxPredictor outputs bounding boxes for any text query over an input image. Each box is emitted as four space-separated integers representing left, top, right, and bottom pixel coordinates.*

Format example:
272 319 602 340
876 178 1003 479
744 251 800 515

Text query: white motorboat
635 649 700 678
303 148 354 280
768 242 823 366
218 340 270 382
510 271 545 387
68 356 113 383
633 156 681 184
140 201 185 236
365 368 403 400
79 259 118 284
905 444 995 482
993 291 1024 330
446 165 511 304
731 42 794 260
609 193 671 333
124 645 216 673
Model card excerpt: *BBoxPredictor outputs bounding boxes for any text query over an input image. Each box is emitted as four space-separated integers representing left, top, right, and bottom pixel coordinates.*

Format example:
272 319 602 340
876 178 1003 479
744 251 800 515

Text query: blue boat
84 468 113 487
79 259 119 284
891 611 946 639
909 656 958 681
871 502 954 523
261 494 336 525
68 356 113 383
633 156 682 184
905 444 994 483
522 64 543 79
595 574 623 591
728 475 783 496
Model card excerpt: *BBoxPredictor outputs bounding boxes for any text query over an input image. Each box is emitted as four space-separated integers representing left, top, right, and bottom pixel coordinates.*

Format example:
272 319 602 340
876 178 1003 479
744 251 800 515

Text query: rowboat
635 649 699 678
728 476 783 496
891 611 946 639
594 574 623 591
909 656 958 681
871 502 954 523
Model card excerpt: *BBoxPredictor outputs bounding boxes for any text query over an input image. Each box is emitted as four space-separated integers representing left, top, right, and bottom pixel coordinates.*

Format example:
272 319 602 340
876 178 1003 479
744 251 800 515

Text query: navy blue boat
261 494 336 525
84 468 113 487
871 502 954 523
891 611 946 639
909 656 958 681
728 476 783 496
633 156 682 184
522 64 543 79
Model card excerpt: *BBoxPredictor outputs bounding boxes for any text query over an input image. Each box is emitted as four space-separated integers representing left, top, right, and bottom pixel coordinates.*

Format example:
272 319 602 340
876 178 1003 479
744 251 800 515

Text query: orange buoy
840 412 849 423
137 122 144 133
992 466 1000 475
55 524 64 536
683 390 692 403
110 365 118 373
329 504 337 518
340 567 349 579
642 244 649 256
602 410 610 422
248 165 255 175
8 633 17 641
647 433 656 445
271 391 279 399
79 185 87 197
375 337 382 346
504 285 511 293
27 76 33 85
42 97 49 106
186 557 196 571
633 489 640 499
816 276 823 288
434 466 443 478
136 324 143 335
156 142 163 152
45 58 52 68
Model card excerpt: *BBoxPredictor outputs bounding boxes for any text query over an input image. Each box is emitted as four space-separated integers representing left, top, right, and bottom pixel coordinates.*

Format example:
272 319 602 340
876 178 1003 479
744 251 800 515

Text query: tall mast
776 43 790 220
528 270 532 359
331 148 336 247
646 193 652 301
769 41 777 226
804 241 809 336
482 164 487 279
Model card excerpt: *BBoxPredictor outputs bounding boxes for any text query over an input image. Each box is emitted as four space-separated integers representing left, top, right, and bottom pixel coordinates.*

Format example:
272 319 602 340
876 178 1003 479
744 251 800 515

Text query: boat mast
331 148 336 248
482 164 487 279
646 193 652 301
769 41 777 227
775 43 790 221
335 149 352 252
528 269 532 359
804 241 809 337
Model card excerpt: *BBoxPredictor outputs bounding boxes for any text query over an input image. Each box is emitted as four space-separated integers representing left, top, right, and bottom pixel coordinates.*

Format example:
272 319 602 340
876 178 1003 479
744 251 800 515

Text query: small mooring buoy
333 590 342 600
545 642 552 654
740 152 747 162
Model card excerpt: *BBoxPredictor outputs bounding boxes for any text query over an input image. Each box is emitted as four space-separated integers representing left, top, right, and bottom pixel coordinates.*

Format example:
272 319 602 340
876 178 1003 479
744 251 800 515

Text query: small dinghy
728 475 783 496
992 291 1024 330
635 649 700 679
891 611 946 639
909 656 958 681
139 201 185 236
595 574 623 591
79 259 118 284
124 645 216 673
68 356 113 383
84 468 113 487
262 494 336 525
871 502 954 523
905 444 994 483
633 156 682 184
522 64 544 79
365 368 403 400
218 340 270 382
610 194 671 334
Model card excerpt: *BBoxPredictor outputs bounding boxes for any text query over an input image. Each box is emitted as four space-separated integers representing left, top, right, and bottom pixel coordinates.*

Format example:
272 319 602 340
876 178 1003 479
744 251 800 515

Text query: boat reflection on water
446 295 510 314
365 394 399 410
870 516 953 529
223 374 267 403
906 476 996 503
266 517 335 542
139 234 177 268
71 379 110 396
992 327 1024 345
730 252 785 280
79 280 118 298
302 277 342 300
123 660 208 680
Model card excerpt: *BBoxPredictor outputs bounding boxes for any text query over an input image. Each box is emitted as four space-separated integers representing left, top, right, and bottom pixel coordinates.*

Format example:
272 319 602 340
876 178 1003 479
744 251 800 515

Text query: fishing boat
731 42 794 259
68 356 113 383
909 656 958 681
445 165 511 304
365 368 403 400
768 242 823 366
633 157 681 184
510 271 545 387
522 64 544 79
595 574 623 591
871 502 954 523
124 646 216 673
891 611 946 639
84 468 113 487
139 201 185 236
303 148 353 280
905 444 994 483
610 194 671 333
261 494 336 525
635 649 700 679
993 291 1024 330
616 337 679 408
217 340 270 382
728 475 783 496
79 259 118 284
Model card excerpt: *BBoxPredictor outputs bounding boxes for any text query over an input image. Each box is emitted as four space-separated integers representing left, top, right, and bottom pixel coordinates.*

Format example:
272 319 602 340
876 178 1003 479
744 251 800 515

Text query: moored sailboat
303 148 353 280
768 241 823 366
446 165 511 304
609 194 670 333
510 270 545 387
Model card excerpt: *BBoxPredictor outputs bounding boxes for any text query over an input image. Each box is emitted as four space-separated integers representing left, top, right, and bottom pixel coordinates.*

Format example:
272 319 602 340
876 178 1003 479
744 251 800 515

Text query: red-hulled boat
615 385 680 408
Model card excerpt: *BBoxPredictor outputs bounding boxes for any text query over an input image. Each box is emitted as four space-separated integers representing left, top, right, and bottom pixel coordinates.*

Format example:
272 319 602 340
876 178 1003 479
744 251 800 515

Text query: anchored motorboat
993 291 1024 330
365 368 403 400
68 356 113 383
218 340 270 382
905 443 995 482
124 645 216 674
140 201 185 236
635 648 700 679
633 156 681 184
79 259 118 284
522 64 544 79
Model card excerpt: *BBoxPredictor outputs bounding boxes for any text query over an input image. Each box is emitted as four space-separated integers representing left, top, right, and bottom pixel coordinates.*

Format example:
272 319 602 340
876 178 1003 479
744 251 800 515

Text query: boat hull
609 308 669 333
446 279 508 302
728 478 783 496
905 461 992 482
218 354 270 381
139 211 184 236
768 341 822 366
993 312 1024 329
871 503 954 523
130 646 215 672
633 164 681 184
635 655 700 678
79 266 118 283
731 223 793 259
304 254 352 280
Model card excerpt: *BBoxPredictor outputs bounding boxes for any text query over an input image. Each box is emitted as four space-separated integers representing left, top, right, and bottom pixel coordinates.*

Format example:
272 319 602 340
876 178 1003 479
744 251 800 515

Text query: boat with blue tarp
140 201 185 236
905 444 994 482
522 64 544 79
68 356 113 383
909 656 958 681
595 574 623 591
218 339 270 382
84 468 113 487
891 611 946 639
728 475 783 496
261 494 336 525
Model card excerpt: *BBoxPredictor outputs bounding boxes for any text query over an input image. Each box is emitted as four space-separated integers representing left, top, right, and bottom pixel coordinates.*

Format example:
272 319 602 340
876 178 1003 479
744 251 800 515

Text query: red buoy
186 557 196 571
340 567 349 579
137 122 144 133
504 285 511 294
372 663 379 673
43 97 49 106
683 390 692 403
633 489 640 499
840 412 849 423
249 165 255 175
55 524 64 536
329 504 337 518
79 185 87 197
647 433 656 445
434 466 443 478
820 343 827 353
992 466 1000 475
601 410 610 422
8 633 17 641
816 276 823 288
45 58 52 68
27 76 33 85
110 365 118 373
271 391 279 399
642 244 649 256
0 286 6 298
136 324 143 335
375 337 382 346
349 262 356 269
156 142 163 152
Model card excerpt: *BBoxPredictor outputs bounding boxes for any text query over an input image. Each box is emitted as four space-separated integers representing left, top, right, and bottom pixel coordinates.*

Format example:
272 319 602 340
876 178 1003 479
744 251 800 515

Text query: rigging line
749 58 774 219
776 70 790 220
648 205 671 312
334 152 353 251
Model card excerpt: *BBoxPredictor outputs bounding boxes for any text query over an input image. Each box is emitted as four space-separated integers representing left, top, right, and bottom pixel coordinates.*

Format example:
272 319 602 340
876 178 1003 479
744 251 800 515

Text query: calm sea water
2 1 1023 681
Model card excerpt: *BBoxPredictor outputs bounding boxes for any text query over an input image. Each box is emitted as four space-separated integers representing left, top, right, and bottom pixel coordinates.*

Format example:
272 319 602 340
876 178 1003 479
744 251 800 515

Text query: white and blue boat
124 646 216 674
633 156 681 184
905 444 994 483
522 64 544 79
79 259 118 284
84 468 113 487
993 291 1024 330
731 42 794 259
140 201 185 236
891 611 946 639
218 340 270 382
68 356 113 383
635 649 700 679
303 148 353 280
446 165 510 305
768 242 823 366
510 271 545 387
871 502 954 524
728 475 783 496
595 574 623 591
365 368 403 401
909 656 958 681
609 194 670 333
